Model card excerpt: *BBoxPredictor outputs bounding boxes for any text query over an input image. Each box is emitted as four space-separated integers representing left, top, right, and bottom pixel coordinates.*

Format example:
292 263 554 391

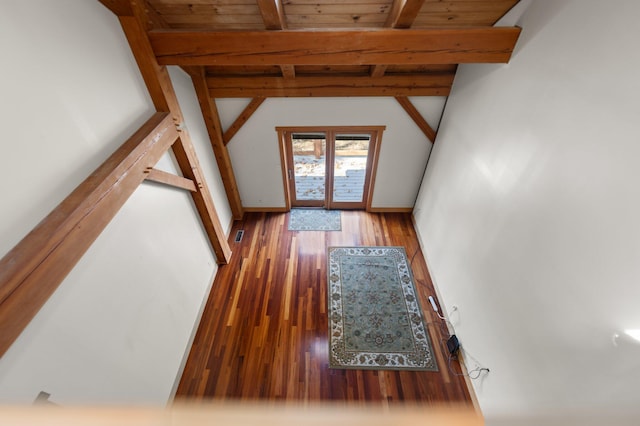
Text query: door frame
277 126 385 211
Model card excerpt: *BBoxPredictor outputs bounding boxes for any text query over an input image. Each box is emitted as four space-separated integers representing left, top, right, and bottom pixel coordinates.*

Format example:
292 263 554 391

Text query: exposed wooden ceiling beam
223 98 266 145
97 0 133 16
257 0 287 30
120 8 232 263
256 0 296 79
395 96 436 143
0 112 177 357
372 0 426 77
280 65 296 79
383 0 404 28
150 27 521 66
387 0 427 28
207 74 453 98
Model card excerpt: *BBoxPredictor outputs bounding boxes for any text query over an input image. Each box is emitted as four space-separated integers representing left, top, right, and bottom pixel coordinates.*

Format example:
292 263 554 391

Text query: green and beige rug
327 246 438 371
288 208 341 231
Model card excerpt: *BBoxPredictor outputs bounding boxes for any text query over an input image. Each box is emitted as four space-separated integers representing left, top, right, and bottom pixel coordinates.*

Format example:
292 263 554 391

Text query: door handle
288 169 292 179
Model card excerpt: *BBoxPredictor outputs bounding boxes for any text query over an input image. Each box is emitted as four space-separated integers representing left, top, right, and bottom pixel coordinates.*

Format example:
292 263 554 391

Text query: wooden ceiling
131 0 521 97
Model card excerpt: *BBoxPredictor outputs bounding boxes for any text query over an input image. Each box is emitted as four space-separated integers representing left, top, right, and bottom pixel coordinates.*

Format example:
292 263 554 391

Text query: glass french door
278 126 384 210
289 132 327 208
331 133 371 207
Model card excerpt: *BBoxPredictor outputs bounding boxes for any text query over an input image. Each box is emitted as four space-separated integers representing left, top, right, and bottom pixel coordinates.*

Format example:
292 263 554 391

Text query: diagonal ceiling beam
395 96 436 143
207 74 454 98
189 67 245 219
149 27 522 66
372 0 426 77
223 97 266 144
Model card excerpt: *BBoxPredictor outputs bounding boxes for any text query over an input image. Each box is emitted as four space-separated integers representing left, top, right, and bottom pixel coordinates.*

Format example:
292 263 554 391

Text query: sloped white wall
414 0 640 423
0 1 225 404
217 97 446 209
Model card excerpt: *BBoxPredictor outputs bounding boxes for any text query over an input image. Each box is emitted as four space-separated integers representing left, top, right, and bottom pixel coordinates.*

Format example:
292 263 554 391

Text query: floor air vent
235 230 244 242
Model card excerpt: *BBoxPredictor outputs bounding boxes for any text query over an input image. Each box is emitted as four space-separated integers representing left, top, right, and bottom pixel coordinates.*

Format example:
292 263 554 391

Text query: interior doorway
277 126 385 210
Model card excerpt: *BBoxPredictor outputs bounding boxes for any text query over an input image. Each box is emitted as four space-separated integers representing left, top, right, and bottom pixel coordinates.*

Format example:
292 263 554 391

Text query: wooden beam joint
144 168 197 192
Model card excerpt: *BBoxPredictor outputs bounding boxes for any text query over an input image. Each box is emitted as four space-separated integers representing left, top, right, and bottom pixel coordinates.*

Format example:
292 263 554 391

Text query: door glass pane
332 134 370 203
292 133 326 201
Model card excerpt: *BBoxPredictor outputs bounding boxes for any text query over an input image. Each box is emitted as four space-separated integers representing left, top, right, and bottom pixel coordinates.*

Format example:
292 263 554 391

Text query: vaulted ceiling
104 0 522 98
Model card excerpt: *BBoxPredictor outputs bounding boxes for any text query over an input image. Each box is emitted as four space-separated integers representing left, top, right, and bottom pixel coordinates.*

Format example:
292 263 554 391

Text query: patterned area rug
328 246 438 370
288 209 341 231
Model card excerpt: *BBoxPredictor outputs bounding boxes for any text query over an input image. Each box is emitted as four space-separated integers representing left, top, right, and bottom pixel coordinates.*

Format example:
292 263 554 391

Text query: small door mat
288 209 341 231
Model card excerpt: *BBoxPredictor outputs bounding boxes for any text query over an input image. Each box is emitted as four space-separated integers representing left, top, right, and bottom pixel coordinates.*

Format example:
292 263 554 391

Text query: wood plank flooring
175 211 472 406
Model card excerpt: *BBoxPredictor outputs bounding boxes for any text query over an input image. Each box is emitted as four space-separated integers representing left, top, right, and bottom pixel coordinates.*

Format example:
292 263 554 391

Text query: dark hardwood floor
175 211 472 407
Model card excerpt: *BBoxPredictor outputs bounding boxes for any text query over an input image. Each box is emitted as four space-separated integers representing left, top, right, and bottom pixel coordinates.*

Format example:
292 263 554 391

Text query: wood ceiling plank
120 10 233 262
207 74 453 97
419 0 519 13
0 113 177 357
285 3 393 16
395 96 436 142
150 27 522 66
151 4 262 15
413 14 506 27
286 13 387 25
169 22 266 30
141 1 172 30
284 0 394 4
161 14 266 25
150 0 257 4
285 21 391 29
223 97 266 145
414 0 519 27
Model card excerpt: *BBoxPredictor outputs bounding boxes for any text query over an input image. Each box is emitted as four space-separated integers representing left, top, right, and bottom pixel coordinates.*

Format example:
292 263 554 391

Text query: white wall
414 0 640 423
218 97 445 209
0 1 225 404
